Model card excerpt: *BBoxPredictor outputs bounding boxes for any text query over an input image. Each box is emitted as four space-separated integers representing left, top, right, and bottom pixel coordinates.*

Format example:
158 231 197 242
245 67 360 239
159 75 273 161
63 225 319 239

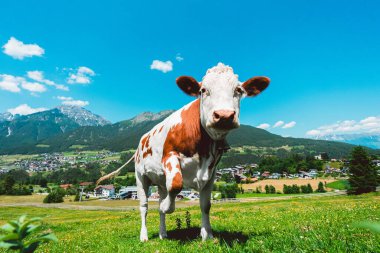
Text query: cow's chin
205 122 240 141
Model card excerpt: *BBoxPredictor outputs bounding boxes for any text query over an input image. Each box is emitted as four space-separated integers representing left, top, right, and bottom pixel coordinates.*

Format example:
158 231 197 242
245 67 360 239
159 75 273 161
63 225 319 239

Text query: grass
236 192 300 198
69 145 88 149
326 180 350 190
36 144 50 148
0 193 379 252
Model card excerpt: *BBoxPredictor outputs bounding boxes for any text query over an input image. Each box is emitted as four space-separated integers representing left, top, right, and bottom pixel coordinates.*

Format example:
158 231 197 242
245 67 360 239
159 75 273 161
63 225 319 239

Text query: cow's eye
235 87 244 95
199 88 209 96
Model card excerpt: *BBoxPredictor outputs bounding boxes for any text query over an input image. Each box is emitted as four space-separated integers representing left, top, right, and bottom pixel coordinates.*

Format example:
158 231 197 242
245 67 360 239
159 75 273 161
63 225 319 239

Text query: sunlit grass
0 193 379 252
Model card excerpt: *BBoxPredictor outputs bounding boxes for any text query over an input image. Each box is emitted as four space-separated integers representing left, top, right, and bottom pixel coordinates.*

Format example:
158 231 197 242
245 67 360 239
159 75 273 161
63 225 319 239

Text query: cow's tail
96 153 135 185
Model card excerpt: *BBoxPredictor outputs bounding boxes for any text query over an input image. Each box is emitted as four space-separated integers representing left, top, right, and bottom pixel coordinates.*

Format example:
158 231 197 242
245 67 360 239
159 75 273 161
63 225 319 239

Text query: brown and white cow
97 63 270 241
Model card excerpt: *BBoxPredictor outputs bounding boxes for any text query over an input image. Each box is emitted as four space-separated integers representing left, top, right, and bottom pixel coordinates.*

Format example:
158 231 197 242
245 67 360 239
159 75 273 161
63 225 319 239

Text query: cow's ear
176 76 201 97
242 77 270 97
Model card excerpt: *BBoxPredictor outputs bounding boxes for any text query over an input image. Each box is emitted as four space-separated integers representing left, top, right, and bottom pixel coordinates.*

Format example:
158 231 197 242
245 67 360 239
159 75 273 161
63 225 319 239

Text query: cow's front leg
158 186 168 239
160 154 182 214
200 180 214 240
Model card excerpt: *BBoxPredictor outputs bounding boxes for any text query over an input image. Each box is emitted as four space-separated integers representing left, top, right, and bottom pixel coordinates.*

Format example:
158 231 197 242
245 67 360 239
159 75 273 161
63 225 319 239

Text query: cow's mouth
210 121 239 131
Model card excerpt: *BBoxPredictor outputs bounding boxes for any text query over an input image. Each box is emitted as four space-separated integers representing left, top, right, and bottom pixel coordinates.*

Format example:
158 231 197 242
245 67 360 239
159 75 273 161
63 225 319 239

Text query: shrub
185 211 191 229
43 188 65 203
0 215 57 252
10 184 32 196
220 183 239 198
292 184 300 194
255 186 262 193
316 182 326 193
175 218 182 230
301 184 313 194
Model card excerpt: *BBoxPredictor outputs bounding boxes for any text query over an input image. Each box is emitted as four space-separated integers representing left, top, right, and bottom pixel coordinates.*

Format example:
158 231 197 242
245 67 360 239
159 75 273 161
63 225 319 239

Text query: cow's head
176 63 270 140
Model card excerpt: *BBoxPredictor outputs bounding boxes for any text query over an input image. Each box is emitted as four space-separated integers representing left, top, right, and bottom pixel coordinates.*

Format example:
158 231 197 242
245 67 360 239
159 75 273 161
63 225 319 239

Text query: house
268 173 281 179
261 171 270 178
94 185 115 197
59 184 73 190
80 182 93 187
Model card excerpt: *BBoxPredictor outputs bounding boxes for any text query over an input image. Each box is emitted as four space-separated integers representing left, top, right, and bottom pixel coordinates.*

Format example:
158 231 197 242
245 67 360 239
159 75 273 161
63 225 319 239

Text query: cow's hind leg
136 173 150 242
160 154 182 214
158 186 168 239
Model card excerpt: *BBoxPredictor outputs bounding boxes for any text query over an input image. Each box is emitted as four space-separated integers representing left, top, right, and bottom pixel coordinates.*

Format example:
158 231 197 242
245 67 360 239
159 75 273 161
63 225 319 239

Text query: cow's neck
163 99 227 160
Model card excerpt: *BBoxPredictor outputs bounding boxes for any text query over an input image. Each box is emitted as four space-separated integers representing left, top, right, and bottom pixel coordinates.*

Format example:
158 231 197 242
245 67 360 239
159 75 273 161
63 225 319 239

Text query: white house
94 185 115 198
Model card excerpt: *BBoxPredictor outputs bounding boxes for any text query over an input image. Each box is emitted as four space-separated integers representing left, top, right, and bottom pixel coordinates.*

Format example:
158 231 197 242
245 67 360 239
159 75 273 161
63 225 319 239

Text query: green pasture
0 193 379 252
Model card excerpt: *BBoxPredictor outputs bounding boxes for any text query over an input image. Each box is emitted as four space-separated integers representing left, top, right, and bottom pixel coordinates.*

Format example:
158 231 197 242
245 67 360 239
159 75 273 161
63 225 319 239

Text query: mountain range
0 106 378 157
314 133 380 149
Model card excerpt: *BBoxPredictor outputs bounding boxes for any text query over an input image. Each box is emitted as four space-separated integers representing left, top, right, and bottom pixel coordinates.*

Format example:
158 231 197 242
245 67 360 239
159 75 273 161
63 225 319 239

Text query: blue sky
1 0 380 138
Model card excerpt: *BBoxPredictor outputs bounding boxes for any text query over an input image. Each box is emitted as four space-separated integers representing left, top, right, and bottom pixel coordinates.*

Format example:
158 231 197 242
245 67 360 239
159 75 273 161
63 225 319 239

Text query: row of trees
257 154 324 174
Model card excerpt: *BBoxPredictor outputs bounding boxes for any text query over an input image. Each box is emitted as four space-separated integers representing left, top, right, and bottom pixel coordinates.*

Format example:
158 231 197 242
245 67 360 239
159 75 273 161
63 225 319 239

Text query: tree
316 182 326 193
347 146 378 195
43 188 65 203
3 175 15 194
219 183 239 198
321 152 329 161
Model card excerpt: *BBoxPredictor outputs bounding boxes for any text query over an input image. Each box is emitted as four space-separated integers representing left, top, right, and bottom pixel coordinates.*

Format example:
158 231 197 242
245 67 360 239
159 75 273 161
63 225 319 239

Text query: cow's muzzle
211 110 239 130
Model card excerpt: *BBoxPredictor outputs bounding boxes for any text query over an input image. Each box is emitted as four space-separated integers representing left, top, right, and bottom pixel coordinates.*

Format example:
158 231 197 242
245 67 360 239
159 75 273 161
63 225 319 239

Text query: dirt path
0 191 348 211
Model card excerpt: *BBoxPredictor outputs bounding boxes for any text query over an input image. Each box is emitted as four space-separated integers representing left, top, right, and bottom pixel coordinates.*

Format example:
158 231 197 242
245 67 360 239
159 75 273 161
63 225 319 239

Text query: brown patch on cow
162 99 212 163
170 172 183 192
144 135 151 149
176 164 180 169
153 129 157 135
159 125 164 133
141 135 149 149
166 162 173 172
135 149 140 163
143 147 152 158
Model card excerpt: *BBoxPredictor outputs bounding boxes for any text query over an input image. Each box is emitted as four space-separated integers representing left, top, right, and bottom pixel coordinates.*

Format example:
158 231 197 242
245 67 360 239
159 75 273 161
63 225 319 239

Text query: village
1 151 379 202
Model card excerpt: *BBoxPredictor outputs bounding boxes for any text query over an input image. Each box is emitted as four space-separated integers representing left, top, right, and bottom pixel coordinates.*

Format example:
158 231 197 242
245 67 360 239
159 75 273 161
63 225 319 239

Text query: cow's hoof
140 228 148 242
159 232 167 239
200 227 213 241
140 235 148 242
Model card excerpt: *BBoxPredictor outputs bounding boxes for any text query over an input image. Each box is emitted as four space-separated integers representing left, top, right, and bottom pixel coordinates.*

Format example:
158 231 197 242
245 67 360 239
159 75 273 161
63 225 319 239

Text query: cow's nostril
213 111 221 120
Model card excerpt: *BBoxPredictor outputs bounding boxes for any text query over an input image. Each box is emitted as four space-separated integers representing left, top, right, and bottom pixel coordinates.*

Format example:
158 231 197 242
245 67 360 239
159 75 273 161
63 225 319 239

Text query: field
242 178 338 192
0 193 379 252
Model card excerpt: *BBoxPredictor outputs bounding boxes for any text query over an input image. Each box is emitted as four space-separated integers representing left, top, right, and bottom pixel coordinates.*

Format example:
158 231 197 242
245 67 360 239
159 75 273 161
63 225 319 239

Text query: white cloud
306 116 380 137
273 120 284 128
150 60 173 73
56 96 89 107
21 81 46 93
27 70 69 91
57 96 73 101
282 121 296 129
67 66 95 84
7 104 47 115
62 100 89 107
2 37 44 60
257 123 270 129
0 74 22 92
175 54 184 62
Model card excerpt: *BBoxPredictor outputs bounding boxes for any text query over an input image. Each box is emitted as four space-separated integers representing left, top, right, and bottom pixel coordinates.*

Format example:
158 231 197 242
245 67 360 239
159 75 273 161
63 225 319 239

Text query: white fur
200 63 243 140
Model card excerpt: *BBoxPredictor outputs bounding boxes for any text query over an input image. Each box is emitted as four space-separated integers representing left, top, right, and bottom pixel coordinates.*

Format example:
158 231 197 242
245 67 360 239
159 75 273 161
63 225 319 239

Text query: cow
97 63 270 242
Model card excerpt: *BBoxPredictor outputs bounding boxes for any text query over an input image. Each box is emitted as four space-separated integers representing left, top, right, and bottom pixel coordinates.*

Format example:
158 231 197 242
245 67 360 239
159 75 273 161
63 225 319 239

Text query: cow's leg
136 173 150 242
160 154 182 214
158 186 168 239
200 178 214 241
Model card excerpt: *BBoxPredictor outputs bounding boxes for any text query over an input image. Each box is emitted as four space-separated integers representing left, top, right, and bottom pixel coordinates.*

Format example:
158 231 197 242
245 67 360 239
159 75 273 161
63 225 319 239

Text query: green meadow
0 193 379 253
